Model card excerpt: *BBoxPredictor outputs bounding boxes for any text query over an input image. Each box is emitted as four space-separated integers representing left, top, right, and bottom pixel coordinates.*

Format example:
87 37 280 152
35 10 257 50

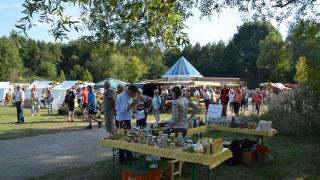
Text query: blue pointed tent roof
163 56 203 78
95 78 127 89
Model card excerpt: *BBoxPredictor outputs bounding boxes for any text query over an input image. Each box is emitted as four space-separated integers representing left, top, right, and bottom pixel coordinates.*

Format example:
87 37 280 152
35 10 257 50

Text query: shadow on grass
0 126 88 140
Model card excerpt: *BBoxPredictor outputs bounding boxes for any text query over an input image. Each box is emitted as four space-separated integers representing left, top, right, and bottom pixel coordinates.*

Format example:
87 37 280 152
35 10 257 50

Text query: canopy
162 56 203 78
25 81 52 100
0 82 10 105
95 78 127 89
52 80 79 109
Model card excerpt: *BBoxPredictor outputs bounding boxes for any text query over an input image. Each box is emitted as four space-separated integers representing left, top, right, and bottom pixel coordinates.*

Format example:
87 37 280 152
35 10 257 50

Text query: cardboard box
211 143 223 154
241 151 257 165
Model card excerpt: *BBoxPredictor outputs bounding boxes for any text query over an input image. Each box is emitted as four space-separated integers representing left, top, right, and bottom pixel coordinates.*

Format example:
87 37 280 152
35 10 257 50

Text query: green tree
294 57 308 83
70 65 84 80
257 31 291 82
18 0 318 46
60 40 93 78
124 56 148 83
82 69 93 82
85 44 115 82
0 37 23 81
57 70 66 82
38 61 57 79
119 44 168 79
222 21 278 87
287 20 320 93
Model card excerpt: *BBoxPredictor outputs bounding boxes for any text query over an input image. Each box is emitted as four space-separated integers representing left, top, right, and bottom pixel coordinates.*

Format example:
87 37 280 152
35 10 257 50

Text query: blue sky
0 0 288 45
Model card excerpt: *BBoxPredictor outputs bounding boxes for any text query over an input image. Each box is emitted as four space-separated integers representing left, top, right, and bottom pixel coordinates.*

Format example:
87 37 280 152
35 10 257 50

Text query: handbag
143 96 151 109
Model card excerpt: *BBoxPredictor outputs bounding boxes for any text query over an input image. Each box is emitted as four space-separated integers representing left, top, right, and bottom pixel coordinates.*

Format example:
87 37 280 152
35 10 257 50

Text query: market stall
25 80 52 100
52 80 79 109
98 129 231 180
0 82 11 106
94 78 127 89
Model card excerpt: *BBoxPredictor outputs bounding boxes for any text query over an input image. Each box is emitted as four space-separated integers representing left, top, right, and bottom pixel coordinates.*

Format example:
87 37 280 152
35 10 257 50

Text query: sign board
207 104 223 118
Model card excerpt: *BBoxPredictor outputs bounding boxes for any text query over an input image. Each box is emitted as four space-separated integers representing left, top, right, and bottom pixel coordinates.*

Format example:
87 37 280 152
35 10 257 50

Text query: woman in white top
228 89 235 115
31 91 39 116
152 89 161 124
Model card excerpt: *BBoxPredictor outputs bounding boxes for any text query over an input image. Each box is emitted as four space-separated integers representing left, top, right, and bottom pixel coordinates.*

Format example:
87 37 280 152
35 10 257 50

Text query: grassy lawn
0 106 89 140
0 106 175 140
32 132 320 180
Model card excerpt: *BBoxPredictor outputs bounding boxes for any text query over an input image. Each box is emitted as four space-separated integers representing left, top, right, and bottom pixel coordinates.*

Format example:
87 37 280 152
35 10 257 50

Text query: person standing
86 85 102 129
133 88 153 128
228 89 235 115
116 84 138 164
220 85 230 117
240 87 248 115
152 89 161 124
76 88 82 106
81 87 88 119
168 86 198 137
254 90 263 115
46 89 54 115
30 90 39 116
204 89 211 113
233 88 242 117
65 87 76 122
103 81 116 137
116 84 124 94
15 85 25 124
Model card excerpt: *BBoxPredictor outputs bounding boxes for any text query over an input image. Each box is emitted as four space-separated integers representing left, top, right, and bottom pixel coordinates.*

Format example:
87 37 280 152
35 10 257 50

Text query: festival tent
52 80 79 109
94 78 127 89
0 82 11 106
260 82 291 90
25 81 52 100
162 56 203 81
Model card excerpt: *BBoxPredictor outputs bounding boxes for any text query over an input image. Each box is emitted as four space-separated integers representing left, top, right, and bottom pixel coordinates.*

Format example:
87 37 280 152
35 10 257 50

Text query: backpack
65 91 75 103
143 95 151 109
226 140 242 165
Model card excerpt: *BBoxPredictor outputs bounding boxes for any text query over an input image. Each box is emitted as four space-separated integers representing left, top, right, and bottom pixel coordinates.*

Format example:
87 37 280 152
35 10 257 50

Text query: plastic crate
122 165 161 180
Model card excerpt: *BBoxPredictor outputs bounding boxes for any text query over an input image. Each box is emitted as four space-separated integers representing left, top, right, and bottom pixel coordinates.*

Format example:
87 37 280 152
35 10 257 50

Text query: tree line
1 21 319 90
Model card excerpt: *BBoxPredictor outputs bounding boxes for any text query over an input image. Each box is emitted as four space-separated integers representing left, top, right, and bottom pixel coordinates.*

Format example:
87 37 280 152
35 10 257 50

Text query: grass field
0 106 173 140
32 131 320 180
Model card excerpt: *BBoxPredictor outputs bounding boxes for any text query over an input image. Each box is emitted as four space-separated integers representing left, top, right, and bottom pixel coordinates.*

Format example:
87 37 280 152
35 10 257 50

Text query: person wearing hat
15 85 25 124
133 88 153 128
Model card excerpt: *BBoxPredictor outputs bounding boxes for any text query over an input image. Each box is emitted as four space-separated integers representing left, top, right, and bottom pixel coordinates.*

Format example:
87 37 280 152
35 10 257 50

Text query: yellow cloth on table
209 125 278 137
187 125 210 136
98 139 232 169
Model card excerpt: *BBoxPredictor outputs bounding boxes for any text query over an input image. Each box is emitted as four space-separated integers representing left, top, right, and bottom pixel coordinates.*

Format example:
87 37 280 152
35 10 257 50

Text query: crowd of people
12 82 272 131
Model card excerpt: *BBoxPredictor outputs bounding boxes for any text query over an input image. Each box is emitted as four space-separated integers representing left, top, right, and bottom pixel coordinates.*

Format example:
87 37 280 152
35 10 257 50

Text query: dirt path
0 128 111 180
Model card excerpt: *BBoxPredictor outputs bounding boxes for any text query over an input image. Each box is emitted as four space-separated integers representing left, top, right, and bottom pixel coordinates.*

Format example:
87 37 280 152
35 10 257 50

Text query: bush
259 86 320 135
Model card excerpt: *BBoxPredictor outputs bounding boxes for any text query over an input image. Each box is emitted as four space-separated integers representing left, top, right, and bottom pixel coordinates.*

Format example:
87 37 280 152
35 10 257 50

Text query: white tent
52 80 79 109
25 81 52 100
0 82 11 106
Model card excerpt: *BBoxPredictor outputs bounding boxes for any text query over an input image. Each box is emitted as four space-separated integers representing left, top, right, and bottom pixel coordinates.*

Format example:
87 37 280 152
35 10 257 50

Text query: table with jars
98 127 232 180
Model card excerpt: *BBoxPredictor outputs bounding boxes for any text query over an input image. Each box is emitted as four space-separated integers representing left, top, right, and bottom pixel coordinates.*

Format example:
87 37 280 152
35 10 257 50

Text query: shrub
259 86 320 135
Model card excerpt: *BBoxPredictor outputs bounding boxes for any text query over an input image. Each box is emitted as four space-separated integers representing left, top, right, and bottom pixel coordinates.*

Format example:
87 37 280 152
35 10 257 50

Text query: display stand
98 138 232 180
